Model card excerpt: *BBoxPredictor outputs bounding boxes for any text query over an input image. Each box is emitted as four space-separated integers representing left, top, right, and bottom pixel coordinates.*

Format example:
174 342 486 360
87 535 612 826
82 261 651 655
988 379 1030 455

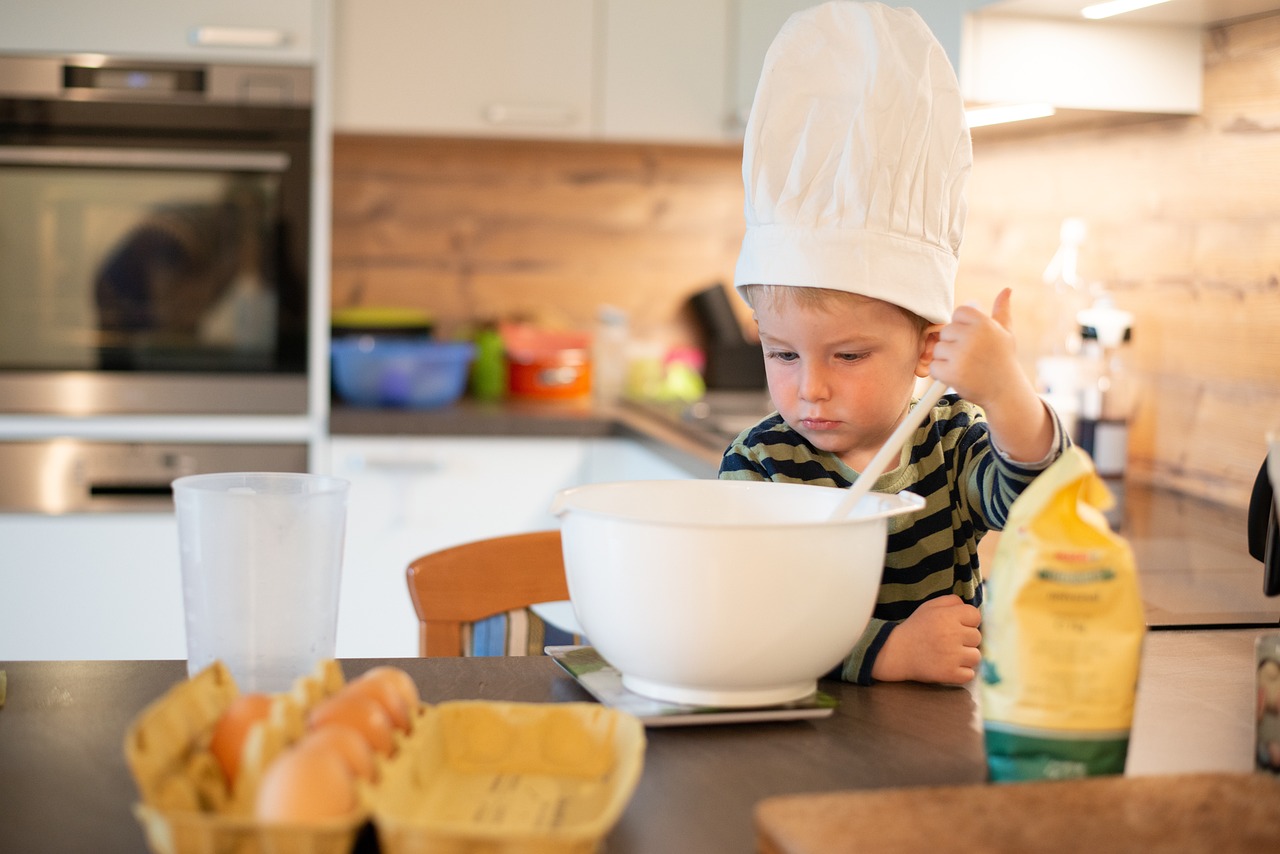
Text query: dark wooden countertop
0 657 983 854
0 630 1267 854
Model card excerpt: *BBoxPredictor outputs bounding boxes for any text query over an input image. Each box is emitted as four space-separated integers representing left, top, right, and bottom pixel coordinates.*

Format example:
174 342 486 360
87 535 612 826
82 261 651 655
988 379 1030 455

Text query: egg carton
124 664 645 854
371 701 645 854
124 660 370 854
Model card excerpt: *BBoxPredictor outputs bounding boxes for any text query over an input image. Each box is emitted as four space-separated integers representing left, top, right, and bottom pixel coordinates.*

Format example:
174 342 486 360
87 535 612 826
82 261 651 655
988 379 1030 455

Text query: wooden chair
406 529 570 657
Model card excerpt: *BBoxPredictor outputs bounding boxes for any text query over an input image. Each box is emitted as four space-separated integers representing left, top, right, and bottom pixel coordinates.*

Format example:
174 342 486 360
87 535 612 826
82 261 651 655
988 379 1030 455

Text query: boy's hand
929 287 1055 464
870 594 982 685
929 287 1027 410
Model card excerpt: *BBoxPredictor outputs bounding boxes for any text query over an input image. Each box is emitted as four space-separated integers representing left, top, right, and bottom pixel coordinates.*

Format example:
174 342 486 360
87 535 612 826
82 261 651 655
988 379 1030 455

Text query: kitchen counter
330 397 733 479
331 396 1280 629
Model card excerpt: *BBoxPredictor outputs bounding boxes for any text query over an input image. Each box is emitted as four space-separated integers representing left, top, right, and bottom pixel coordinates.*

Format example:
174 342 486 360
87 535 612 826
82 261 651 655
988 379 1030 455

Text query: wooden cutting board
755 773 1280 854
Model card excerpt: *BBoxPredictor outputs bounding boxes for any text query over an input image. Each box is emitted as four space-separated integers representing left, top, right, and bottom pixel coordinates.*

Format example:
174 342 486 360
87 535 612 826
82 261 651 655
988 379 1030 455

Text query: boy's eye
765 350 798 363
836 352 867 363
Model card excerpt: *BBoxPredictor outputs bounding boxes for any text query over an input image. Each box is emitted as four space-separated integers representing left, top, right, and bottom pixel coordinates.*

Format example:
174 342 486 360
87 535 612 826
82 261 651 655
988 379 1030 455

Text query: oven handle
0 146 289 172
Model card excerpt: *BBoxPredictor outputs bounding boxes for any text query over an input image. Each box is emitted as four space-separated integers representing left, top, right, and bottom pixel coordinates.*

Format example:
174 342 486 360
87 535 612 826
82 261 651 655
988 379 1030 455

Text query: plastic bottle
591 305 629 407
469 322 506 402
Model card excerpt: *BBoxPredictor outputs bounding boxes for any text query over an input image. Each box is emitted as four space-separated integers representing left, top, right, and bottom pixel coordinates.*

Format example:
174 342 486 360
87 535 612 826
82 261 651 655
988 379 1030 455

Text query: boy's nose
798 363 831 402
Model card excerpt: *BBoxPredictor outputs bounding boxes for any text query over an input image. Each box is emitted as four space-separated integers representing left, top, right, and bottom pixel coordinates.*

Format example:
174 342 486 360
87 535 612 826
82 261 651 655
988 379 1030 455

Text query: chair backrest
406 529 569 656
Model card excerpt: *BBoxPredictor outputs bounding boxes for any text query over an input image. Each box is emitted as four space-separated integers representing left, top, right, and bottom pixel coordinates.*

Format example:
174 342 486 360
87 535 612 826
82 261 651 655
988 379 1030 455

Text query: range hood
918 0 1280 136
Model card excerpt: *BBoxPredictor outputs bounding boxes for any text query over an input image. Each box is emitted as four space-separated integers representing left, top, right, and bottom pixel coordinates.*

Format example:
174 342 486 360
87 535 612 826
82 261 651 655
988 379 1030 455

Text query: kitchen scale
548 646 836 727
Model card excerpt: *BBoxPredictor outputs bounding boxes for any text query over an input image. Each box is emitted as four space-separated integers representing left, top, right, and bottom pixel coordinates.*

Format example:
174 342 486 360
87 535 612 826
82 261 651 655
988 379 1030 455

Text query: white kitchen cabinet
727 0 815 136
599 0 731 143
331 0 1206 142
584 436 699 483
332 0 737 144
0 514 186 661
0 434 692 663
0 0 321 64
960 12 1202 116
326 435 691 659
331 0 597 138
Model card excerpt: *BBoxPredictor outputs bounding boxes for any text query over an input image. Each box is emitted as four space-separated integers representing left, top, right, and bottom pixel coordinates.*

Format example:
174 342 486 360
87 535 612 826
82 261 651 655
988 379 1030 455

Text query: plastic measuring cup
172 472 349 692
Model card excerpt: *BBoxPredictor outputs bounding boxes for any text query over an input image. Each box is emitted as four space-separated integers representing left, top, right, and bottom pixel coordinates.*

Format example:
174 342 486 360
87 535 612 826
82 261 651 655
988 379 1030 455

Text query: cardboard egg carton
123 660 367 854
124 663 645 854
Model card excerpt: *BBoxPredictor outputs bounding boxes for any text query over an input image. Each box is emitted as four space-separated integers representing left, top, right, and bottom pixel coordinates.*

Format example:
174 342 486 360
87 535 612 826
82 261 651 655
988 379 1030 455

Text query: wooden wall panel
960 14 1280 508
331 13 1280 508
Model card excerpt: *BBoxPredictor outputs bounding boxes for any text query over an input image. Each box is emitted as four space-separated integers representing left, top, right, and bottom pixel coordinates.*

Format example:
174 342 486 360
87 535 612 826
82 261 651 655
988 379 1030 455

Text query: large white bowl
552 479 924 708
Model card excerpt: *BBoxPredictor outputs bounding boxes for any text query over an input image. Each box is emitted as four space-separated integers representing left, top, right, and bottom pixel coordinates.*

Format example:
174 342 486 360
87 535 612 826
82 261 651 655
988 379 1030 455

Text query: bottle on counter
469 321 507 402
1076 296 1135 531
591 305 629 407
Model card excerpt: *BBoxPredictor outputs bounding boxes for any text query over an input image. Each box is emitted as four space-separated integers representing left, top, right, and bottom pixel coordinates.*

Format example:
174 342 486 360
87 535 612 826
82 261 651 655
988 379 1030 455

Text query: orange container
501 324 592 400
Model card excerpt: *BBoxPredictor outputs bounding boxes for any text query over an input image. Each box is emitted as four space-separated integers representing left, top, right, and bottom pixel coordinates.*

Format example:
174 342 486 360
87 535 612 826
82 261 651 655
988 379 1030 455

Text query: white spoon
829 379 948 521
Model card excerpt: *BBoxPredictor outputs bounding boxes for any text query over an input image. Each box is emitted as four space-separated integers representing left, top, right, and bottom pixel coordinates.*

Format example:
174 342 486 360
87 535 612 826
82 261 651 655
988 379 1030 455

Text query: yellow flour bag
980 446 1145 782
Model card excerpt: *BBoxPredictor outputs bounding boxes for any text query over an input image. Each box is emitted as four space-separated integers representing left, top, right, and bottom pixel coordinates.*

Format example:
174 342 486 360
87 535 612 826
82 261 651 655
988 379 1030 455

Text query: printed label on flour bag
981 446 1145 782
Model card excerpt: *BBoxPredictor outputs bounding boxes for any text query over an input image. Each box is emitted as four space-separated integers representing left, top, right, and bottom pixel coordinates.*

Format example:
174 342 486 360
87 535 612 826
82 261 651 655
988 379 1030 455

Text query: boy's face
754 292 937 471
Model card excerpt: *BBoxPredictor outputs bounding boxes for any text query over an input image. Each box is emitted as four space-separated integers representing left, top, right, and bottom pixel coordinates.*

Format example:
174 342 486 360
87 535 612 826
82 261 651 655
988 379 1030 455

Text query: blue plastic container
331 338 476 408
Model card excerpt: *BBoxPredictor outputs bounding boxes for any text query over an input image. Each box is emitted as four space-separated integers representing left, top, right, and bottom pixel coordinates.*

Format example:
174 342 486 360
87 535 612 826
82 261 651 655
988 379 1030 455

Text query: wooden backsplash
331 136 747 352
332 13 1280 509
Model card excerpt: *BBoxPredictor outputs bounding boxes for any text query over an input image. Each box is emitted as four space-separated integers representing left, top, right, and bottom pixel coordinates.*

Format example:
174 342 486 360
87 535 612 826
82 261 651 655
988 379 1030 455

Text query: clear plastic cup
172 472 349 692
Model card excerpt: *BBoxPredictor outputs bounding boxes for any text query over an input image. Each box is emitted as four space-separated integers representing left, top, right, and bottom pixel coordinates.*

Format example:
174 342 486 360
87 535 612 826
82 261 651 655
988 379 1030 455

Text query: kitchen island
0 628 1272 853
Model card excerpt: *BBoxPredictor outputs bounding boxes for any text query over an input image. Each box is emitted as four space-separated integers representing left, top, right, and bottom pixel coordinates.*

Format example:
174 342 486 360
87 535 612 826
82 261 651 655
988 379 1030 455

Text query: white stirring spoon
829 379 948 520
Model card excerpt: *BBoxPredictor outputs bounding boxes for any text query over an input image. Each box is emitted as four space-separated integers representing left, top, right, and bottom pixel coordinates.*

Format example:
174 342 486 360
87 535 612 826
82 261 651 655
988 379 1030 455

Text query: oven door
0 60 312 415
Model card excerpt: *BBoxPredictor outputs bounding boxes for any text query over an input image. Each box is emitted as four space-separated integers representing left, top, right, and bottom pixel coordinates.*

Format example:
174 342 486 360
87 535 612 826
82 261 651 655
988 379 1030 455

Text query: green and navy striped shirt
719 394 1067 685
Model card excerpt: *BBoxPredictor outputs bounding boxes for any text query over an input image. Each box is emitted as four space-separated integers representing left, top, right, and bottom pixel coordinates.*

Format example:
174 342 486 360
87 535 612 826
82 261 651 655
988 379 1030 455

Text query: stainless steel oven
0 54 313 415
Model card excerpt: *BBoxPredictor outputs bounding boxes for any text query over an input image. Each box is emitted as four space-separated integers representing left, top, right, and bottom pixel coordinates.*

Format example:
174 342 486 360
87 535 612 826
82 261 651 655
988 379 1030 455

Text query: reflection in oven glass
93 173 281 370
0 168 284 372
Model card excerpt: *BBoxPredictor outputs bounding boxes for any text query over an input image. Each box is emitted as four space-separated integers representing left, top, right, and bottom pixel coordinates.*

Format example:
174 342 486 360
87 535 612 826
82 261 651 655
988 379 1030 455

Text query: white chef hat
734 1 971 325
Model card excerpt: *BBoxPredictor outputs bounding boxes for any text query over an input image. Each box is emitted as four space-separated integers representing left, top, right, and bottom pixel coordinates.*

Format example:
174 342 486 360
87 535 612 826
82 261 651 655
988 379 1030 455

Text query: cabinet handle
483 103 578 127
189 26 291 49
89 483 173 499
344 456 442 475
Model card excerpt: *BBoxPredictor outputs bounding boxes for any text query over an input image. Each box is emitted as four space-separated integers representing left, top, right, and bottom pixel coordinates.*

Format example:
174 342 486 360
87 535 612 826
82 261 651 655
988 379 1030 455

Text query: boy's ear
916 324 944 378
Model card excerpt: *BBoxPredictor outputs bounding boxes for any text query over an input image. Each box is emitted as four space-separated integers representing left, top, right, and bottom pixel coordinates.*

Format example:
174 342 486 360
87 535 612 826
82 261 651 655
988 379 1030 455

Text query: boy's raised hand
870 594 982 685
929 287 1055 464
929 287 1024 408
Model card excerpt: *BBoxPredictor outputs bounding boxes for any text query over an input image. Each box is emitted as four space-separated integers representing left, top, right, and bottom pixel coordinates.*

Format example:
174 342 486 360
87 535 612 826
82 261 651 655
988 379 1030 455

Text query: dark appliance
0 54 313 415
687 282 766 390
1249 458 1280 598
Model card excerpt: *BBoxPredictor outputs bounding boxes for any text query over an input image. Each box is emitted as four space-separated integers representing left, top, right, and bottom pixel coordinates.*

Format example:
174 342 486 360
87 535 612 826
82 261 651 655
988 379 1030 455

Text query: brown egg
308 691 395 757
296 725 377 782
254 741 357 822
342 668 415 732
365 667 421 720
208 693 273 784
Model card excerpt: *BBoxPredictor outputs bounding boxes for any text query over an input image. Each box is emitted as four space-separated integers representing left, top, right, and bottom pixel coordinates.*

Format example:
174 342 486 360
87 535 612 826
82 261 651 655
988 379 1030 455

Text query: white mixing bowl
552 479 924 708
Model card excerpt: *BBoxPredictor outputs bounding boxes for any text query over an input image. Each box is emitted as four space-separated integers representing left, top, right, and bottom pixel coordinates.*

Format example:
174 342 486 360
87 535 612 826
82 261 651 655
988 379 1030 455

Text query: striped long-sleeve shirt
718 394 1068 685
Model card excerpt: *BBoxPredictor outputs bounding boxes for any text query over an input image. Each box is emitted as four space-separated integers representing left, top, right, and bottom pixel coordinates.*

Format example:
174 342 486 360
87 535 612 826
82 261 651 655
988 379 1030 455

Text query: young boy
719 2 1068 686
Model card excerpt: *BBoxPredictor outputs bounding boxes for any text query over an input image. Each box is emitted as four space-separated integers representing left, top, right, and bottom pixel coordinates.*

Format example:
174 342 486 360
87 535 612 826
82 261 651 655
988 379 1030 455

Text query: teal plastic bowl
331 338 476 408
